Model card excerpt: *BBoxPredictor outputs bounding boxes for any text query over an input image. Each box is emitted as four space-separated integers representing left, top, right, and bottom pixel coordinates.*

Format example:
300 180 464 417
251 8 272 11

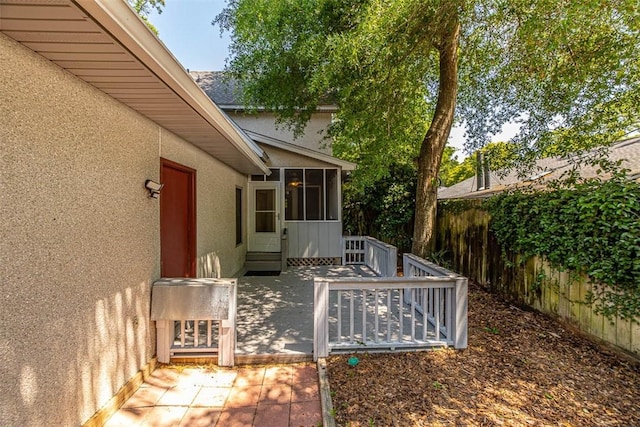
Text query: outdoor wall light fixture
145 179 164 198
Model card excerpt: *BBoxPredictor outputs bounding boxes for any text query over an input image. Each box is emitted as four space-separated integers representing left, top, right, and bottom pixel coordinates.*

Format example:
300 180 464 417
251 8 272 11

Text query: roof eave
75 0 270 175
245 131 356 171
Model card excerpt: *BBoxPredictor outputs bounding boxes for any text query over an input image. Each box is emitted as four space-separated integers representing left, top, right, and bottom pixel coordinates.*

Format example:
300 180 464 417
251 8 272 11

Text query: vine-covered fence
436 200 639 358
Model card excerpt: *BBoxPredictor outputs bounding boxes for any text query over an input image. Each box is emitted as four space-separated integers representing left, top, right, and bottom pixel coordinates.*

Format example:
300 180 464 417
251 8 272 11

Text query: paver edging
317 358 337 427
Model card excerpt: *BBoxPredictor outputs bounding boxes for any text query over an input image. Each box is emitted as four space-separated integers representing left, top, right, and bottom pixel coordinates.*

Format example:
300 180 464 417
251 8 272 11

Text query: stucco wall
228 111 333 154
0 33 247 426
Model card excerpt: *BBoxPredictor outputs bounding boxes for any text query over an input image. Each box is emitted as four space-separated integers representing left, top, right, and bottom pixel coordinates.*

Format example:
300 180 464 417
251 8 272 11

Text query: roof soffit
0 0 268 175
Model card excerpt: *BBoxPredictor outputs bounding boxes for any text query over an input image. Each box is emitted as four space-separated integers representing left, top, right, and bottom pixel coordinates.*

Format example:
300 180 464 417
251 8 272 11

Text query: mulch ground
327 282 640 426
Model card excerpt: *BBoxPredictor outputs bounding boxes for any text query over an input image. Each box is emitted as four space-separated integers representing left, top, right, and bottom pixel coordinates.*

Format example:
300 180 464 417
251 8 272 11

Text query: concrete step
246 252 281 261
244 260 281 272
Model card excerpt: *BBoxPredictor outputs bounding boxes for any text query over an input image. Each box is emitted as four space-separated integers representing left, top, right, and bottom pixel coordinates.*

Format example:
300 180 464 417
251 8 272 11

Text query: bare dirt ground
327 282 640 426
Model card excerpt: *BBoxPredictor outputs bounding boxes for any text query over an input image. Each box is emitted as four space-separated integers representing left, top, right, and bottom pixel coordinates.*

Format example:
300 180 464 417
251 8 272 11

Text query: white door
248 182 281 252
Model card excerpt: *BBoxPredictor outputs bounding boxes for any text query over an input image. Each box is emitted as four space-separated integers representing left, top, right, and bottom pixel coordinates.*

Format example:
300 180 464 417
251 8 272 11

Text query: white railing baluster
435 288 441 341
362 289 367 344
398 288 403 342
180 320 186 348
410 289 416 341
374 290 379 343
350 290 355 343
194 320 199 348
387 290 392 343
422 290 428 341
337 291 342 343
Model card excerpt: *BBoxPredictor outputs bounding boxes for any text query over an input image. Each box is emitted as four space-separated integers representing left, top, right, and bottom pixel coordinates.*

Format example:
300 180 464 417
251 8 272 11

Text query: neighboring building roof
0 0 269 175
438 136 640 200
191 71 338 112
246 131 356 171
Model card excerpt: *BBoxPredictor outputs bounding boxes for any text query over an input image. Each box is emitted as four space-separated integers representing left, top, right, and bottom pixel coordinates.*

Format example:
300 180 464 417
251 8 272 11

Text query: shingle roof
190 71 338 111
190 71 242 106
438 136 640 200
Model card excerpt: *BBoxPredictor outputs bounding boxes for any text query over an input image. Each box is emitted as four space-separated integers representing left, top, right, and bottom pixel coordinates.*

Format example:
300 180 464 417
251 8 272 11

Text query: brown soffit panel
0 0 269 175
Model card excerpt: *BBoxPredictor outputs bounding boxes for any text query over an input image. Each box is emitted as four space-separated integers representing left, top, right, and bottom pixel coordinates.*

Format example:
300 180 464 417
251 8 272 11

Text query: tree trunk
411 18 460 259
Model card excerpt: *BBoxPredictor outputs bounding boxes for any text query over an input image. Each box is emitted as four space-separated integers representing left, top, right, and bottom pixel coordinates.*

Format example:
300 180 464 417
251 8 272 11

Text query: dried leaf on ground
327 282 640 426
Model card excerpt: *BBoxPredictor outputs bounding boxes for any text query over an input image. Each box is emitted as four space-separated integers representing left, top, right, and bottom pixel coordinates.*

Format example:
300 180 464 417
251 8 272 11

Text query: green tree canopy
439 146 476 187
127 0 165 35
215 0 640 257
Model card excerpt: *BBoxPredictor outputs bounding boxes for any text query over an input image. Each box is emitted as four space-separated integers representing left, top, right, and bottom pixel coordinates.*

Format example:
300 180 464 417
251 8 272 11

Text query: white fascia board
245 130 356 171
77 0 269 174
219 105 339 113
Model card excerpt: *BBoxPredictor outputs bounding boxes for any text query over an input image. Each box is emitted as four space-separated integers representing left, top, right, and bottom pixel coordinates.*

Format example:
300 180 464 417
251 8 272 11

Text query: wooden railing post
341 236 346 265
218 280 237 367
314 278 329 361
453 277 468 349
388 245 397 277
155 320 172 363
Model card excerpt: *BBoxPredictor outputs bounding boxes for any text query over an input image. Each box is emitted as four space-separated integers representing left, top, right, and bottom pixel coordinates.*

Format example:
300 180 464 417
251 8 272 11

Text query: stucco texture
0 33 248 426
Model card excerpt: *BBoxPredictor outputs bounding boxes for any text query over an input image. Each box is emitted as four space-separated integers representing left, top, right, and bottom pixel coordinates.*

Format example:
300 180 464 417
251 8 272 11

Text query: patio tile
259 383 292 404
197 370 237 387
191 386 230 408
140 405 188 427
156 385 200 406
291 381 320 403
292 365 318 383
145 368 181 388
177 368 223 387
178 407 221 427
289 401 322 427
225 384 262 408
216 407 256 426
235 367 266 386
122 385 167 408
263 366 293 384
103 407 150 427
253 403 290 427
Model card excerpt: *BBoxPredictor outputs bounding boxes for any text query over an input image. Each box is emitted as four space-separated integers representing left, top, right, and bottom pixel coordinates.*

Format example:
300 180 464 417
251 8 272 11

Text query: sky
148 0 230 71
147 0 518 158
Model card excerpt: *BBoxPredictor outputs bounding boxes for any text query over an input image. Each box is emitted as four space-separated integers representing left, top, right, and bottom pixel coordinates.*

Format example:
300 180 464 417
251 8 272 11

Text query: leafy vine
486 168 640 321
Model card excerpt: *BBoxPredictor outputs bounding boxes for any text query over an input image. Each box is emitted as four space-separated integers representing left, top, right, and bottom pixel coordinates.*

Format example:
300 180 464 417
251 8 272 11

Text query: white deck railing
314 253 467 360
152 278 237 367
343 236 397 277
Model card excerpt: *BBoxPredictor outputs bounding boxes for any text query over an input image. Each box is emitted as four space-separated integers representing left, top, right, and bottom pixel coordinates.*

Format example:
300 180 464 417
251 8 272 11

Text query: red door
160 159 196 277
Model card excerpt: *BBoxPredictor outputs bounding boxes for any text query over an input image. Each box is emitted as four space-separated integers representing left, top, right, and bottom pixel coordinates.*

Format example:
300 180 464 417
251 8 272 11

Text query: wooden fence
436 201 640 358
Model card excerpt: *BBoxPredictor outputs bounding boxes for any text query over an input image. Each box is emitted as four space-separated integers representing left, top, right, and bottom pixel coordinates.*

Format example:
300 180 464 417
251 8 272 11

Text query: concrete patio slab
236 265 375 356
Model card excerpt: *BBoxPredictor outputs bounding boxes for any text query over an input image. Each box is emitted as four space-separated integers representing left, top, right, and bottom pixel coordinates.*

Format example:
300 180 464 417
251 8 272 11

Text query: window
326 169 339 220
251 168 280 181
235 187 242 245
285 168 339 221
305 169 324 220
285 169 304 220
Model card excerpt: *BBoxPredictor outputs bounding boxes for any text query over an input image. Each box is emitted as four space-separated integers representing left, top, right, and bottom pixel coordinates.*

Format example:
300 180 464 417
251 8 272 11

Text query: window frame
235 186 243 245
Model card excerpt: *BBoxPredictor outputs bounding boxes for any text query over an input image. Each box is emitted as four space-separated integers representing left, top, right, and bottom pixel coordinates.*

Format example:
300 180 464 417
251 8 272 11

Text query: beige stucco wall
227 111 333 154
0 33 247 427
